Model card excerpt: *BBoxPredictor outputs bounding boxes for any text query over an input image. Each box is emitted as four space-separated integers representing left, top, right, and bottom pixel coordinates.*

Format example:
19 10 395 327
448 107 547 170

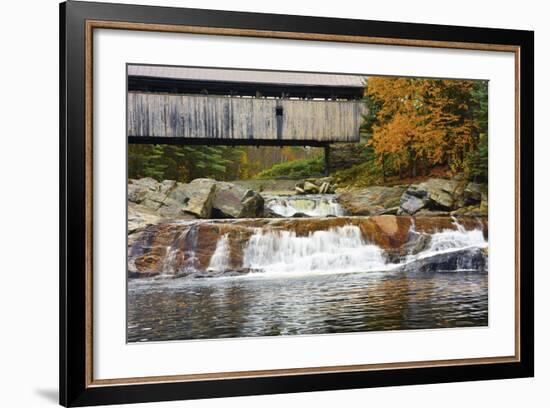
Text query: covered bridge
127 65 366 171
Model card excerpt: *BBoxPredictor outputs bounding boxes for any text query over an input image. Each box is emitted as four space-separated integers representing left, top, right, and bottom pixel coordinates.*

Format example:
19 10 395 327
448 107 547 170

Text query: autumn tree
363 76 485 180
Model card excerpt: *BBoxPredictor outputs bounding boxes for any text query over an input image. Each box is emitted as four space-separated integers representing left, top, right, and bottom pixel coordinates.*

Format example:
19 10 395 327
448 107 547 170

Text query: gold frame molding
84 20 521 388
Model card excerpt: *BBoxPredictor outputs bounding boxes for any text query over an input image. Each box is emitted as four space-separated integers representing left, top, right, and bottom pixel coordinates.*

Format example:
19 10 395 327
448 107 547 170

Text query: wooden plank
127 92 362 143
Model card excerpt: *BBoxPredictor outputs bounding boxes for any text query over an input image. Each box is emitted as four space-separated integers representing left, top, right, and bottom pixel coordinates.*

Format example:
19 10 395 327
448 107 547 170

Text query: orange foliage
366 77 478 177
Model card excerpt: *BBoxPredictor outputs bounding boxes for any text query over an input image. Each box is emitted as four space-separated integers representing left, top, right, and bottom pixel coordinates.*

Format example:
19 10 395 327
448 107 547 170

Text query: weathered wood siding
128 92 362 142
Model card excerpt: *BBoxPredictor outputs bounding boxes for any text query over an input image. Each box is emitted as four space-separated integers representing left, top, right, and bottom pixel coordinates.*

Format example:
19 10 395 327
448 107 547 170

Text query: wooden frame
60 1 534 406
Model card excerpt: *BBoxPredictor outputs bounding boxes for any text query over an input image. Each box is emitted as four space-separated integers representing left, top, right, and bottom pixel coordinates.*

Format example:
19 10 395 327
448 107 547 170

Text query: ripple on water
127 268 488 342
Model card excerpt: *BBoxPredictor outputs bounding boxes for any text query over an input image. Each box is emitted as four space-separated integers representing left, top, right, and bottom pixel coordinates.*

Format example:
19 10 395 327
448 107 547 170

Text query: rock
399 192 427 215
166 178 216 218
232 179 298 195
128 184 151 204
141 197 164 211
159 179 177 194
398 247 488 273
379 206 400 215
451 202 488 217
127 215 488 279
399 178 462 213
313 176 334 186
366 215 413 249
262 207 280 218
128 178 267 220
414 209 450 217
337 186 407 216
211 182 264 218
128 178 171 211
130 177 160 191
128 221 260 278
294 178 337 195
463 182 487 205
385 232 431 264
292 212 310 218
127 202 162 234
127 223 182 278
303 181 319 194
418 178 460 210
413 216 487 238
128 177 163 204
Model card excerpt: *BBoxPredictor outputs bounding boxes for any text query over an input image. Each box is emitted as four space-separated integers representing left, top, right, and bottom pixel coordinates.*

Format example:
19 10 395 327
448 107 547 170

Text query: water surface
127 269 488 342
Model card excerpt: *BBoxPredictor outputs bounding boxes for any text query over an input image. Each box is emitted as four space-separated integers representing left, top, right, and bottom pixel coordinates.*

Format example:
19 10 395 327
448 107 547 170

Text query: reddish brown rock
127 215 488 278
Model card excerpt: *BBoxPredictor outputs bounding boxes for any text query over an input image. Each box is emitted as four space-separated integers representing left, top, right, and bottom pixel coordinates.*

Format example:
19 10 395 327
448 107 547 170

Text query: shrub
332 160 383 188
254 156 325 179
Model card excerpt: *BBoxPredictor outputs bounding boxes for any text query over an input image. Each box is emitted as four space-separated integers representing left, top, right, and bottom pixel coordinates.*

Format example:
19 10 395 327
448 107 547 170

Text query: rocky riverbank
337 177 487 217
128 177 265 233
128 176 487 232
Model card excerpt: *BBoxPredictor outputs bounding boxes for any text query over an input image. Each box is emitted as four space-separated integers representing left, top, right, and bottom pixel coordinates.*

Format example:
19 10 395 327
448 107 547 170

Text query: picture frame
59 1 534 406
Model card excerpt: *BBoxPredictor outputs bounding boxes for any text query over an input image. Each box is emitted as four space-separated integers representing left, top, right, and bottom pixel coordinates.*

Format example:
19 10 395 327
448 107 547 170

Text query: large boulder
127 202 162 234
128 177 158 203
128 178 265 220
337 186 406 216
415 178 460 209
399 192 427 215
212 182 264 218
398 247 488 273
182 178 217 218
399 178 462 214
463 182 488 206
128 177 174 210
161 178 216 219
302 181 319 194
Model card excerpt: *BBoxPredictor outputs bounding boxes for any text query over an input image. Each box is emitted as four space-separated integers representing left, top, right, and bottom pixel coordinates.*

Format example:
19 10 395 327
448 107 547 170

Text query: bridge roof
128 65 366 89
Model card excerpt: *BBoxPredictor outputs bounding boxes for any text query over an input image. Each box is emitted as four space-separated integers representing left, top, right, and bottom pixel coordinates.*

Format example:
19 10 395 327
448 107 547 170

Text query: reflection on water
127 269 488 342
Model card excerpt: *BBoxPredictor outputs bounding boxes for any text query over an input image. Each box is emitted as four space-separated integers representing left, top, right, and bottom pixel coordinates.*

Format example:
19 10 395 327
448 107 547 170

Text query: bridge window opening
128 144 325 183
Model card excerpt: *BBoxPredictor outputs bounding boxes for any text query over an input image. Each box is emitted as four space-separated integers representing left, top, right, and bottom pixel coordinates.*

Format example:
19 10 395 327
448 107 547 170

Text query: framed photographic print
59 1 534 406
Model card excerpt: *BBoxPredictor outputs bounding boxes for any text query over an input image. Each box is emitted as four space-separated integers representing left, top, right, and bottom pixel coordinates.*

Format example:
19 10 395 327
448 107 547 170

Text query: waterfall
161 244 179 276
207 234 230 272
424 218 487 256
130 216 489 279
264 194 344 217
403 218 488 271
242 225 387 275
161 225 201 276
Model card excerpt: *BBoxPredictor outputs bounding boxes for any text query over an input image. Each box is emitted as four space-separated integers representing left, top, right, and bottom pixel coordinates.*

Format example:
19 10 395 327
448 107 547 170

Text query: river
127 197 489 342
127 267 488 342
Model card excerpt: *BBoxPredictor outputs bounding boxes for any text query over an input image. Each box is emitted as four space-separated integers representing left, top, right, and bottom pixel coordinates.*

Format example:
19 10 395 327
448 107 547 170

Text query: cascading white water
425 217 487 256
403 217 488 271
207 233 230 272
161 226 201 276
242 225 387 275
161 245 179 276
425 228 486 254
264 194 344 217
151 217 488 279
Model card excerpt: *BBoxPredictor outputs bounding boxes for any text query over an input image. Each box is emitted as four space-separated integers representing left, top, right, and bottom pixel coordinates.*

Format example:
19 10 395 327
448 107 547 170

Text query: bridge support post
324 144 331 176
